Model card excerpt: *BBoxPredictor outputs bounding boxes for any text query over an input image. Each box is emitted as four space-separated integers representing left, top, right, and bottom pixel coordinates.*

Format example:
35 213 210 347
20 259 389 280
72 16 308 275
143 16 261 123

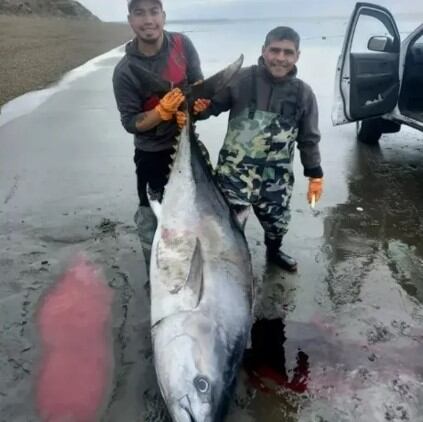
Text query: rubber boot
265 237 297 273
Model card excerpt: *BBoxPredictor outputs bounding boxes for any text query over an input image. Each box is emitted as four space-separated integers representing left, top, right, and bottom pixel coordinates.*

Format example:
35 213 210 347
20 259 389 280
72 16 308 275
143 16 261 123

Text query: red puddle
35 256 114 422
244 319 310 395
246 360 309 394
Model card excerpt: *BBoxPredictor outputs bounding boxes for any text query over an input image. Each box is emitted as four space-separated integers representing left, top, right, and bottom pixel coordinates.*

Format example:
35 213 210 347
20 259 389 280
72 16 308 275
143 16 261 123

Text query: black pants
134 148 173 206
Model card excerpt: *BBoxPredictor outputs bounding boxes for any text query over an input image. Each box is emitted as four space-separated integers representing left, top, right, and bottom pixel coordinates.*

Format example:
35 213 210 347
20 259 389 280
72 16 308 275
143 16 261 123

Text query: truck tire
356 118 401 145
356 120 383 145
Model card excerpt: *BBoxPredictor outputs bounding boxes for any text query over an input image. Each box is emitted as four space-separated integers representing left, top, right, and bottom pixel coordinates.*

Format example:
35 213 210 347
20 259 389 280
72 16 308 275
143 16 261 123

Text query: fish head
168 372 217 422
154 317 231 422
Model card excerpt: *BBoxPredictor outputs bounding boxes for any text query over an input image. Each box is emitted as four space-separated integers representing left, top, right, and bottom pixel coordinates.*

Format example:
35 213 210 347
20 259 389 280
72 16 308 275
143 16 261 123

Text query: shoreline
0 15 132 107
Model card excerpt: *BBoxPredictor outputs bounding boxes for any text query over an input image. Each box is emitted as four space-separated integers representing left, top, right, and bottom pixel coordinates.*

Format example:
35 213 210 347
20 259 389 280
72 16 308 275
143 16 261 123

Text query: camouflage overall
216 78 302 241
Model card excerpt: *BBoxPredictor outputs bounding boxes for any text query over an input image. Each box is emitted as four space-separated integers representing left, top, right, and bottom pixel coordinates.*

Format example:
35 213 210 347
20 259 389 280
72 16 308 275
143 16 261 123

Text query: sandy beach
0 15 132 107
1 12 423 422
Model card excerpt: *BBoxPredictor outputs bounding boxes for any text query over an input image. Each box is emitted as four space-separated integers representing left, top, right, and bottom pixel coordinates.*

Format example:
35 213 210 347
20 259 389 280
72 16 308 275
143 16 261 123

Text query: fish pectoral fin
147 184 162 220
185 238 204 307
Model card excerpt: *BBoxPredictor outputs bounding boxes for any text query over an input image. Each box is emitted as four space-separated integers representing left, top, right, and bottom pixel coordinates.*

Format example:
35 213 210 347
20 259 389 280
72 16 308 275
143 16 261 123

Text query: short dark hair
264 26 300 50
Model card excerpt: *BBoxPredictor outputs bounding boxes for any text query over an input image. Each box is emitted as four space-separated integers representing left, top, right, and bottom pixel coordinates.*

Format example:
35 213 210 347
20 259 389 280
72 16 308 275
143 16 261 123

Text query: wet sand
0 15 132 107
1 16 423 422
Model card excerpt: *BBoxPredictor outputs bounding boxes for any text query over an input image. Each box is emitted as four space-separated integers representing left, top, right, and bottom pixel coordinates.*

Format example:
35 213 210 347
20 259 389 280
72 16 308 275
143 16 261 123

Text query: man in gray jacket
197 26 324 272
113 0 205 270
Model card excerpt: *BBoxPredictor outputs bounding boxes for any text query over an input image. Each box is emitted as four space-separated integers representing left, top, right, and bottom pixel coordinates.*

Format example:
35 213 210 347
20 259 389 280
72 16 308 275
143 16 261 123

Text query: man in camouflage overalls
196 26 324 272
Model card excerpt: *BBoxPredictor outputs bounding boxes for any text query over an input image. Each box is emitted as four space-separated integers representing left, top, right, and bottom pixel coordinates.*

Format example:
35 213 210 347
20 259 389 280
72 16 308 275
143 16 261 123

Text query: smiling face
128 0 166 44
262 39 300 79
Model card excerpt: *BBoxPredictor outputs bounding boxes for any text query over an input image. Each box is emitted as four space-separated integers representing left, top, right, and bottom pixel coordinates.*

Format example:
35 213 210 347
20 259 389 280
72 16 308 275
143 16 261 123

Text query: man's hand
307 178 323 204
155 88 185 121
193 98 211 115
176 111 187 129
191 80 211 115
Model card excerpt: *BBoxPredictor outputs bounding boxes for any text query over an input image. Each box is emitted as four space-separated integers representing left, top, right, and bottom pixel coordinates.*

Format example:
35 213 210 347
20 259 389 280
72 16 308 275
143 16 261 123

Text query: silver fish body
149 122 253 422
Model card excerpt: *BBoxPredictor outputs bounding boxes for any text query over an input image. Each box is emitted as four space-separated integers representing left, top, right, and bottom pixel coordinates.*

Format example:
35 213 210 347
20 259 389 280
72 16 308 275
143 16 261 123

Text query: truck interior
398 33 423 122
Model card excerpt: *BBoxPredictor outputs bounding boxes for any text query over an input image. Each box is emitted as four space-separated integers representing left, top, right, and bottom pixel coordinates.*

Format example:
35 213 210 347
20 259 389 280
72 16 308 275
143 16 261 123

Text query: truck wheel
356 120 383 145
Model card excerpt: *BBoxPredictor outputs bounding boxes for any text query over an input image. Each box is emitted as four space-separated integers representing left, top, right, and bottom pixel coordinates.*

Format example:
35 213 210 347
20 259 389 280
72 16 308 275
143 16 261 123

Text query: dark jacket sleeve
112 63 142 134
196 67 251 120
182 35 204 83
195 83 234 121
297 83 323 178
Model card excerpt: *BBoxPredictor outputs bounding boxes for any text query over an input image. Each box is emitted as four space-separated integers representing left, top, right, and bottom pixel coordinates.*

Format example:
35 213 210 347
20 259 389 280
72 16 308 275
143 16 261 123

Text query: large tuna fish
148 69 254 420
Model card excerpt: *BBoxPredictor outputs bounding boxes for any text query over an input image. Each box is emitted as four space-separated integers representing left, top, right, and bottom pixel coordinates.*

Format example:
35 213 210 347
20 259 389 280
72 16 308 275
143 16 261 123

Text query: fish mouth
179 406 199 422
184 409 195 422
177 395 197 422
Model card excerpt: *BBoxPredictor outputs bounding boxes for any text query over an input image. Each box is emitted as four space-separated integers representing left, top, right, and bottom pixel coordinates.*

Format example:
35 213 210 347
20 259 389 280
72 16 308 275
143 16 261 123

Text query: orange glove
307 178 323 204
155 88 185 121
193 98 211 115
176 111 187 129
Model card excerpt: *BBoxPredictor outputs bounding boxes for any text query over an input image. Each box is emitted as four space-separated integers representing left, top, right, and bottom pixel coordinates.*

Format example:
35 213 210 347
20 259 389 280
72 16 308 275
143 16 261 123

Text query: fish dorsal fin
147 184 162 220
185 239 204 308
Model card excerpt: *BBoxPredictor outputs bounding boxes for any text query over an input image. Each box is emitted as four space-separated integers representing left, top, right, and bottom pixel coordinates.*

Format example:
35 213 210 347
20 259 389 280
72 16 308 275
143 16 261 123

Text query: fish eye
194 376 209 393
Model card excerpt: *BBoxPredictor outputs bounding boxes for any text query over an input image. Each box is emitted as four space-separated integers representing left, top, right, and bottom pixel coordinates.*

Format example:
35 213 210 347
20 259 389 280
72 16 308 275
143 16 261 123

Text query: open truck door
332 2 401 126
